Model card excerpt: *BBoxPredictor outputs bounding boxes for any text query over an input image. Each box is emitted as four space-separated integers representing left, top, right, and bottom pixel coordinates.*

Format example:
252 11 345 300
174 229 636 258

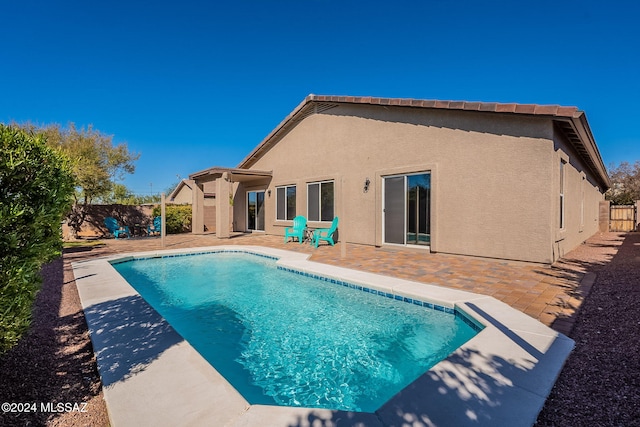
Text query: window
559 160 566 229
307 181 334 221
580 175 585 228
276 185 296 220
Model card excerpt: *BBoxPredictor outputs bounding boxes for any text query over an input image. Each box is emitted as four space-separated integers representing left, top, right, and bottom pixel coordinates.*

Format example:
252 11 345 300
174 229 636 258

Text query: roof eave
570 113 611 189
237 96 314 169
189 166 272 182
168 179 192 200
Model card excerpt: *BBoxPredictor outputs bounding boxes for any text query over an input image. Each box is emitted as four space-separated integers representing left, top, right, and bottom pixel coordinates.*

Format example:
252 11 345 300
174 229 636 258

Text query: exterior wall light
363 177 370 193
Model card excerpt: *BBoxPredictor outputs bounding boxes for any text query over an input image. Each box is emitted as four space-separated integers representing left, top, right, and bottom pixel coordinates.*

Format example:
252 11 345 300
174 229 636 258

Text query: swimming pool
112 251 479 412
75 245 575 426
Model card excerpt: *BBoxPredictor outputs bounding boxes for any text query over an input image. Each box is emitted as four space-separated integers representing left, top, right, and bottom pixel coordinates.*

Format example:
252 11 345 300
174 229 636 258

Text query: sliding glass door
384 173 431 246
247 191 265 231
384 176 405 244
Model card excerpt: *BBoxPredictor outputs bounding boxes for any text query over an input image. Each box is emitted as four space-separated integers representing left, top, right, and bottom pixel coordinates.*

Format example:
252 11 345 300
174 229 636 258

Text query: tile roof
308 94 582 118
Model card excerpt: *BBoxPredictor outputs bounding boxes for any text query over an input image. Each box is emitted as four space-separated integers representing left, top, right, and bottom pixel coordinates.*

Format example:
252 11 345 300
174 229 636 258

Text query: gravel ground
1 232 638 426
0 254 109 427
535 232 640 427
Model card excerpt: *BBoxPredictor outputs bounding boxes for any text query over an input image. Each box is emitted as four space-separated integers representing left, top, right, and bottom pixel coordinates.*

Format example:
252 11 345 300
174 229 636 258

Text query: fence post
340 176 346 258
599 200 610 233
161 193 166 248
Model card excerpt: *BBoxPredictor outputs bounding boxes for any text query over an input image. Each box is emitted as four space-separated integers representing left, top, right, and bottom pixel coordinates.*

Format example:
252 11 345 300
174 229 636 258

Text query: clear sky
2 0 639 196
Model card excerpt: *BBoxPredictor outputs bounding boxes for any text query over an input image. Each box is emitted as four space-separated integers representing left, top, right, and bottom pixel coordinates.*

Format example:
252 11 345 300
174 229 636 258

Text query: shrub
152 204 192 234
0 125 75 353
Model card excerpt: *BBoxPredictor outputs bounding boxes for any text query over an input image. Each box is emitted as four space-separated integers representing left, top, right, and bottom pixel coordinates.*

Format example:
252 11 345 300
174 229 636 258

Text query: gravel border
0 253 109 427
535 232 640 426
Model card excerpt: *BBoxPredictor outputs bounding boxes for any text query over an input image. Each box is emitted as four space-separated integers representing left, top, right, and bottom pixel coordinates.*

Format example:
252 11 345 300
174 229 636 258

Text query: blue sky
2 0 639 195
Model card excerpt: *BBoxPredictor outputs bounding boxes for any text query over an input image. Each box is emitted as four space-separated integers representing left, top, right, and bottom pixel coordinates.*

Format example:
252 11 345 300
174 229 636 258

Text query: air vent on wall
554 120 600 182
293 102 339 122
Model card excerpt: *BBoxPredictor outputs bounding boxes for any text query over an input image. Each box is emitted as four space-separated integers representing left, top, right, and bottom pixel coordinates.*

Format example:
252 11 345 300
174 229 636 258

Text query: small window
276 185 296 221
308 181 334 221
559 160 566 229
580 176 585 227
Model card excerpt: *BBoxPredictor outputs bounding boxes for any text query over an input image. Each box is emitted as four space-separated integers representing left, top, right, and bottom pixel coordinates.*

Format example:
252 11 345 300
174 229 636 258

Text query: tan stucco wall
170 186 193 204
552 129 604 260
201 181 217 207
237 105 571 262
171 185 216 207
192 177 232 235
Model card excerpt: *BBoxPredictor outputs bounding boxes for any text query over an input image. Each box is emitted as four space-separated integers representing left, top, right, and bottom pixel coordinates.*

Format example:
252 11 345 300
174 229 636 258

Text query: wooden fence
610 204 638 232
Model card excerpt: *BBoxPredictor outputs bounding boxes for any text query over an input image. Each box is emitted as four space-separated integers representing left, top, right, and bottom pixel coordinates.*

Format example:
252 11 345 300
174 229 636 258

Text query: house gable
238 95 610 191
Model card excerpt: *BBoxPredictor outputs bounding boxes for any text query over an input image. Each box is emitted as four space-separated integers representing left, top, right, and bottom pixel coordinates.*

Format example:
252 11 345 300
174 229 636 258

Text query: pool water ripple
113 252 477 412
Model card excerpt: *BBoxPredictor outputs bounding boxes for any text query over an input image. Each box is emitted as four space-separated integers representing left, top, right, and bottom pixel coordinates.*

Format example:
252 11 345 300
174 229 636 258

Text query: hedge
152 204 192 234
0 125 75 353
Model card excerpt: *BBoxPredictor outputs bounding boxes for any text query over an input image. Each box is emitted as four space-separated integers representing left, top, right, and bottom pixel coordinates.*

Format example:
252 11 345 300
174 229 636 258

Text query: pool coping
73 245 574 427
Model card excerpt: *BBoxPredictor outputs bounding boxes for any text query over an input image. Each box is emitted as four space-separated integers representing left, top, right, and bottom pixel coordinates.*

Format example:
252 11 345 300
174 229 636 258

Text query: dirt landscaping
534 232 640 426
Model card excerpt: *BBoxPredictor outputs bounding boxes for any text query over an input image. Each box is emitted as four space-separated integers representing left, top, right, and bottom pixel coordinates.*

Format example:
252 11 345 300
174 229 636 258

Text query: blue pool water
112 251 479 412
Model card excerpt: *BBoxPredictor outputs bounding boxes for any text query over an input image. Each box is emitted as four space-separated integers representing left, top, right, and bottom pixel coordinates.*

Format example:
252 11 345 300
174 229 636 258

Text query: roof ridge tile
311 95 579 118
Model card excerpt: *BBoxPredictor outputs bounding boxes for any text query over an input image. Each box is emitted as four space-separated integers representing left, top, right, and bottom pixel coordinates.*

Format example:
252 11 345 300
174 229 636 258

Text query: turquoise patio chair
284 215 307 244
104 217 130 239
147 216 161 236
312 217 339 248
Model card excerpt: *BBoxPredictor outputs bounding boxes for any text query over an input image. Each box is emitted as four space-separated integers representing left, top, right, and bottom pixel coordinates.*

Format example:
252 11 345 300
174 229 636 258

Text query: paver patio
66 230 622 336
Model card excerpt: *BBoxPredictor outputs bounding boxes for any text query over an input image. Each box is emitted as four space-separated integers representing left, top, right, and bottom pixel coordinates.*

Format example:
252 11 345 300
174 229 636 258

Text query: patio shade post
216 172 231 239
161 192 166 248
340 176 346 258
190 179 205 234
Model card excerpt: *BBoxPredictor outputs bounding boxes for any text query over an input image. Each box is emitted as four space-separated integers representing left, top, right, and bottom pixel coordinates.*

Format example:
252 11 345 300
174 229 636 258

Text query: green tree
104 183 160 205
110 183 134 203
606 161 640 205
21 123 140 237
164 179 183 197
0 124 75 352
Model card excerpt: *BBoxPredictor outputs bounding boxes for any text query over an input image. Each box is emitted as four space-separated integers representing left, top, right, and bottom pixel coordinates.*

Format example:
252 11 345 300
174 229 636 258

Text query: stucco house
169 179 216 206
168 179 218 232
187 95 610 264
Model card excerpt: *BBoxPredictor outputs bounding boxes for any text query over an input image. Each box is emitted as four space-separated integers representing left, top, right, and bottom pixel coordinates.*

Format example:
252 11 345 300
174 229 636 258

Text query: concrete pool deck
73 244 575 426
